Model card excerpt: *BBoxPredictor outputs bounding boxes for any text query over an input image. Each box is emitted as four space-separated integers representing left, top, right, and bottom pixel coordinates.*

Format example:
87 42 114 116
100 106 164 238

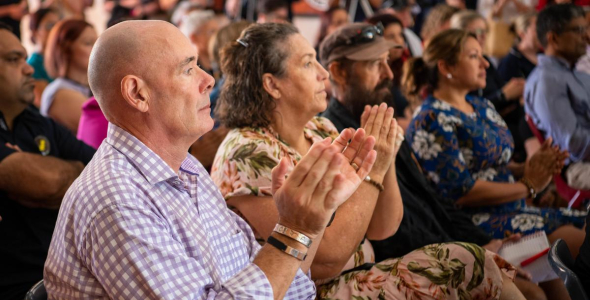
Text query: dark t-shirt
0 0 22 40
0 106 95 300
321 98 492 260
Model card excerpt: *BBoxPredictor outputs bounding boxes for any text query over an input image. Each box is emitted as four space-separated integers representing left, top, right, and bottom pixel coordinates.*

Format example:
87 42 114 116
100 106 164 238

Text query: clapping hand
271 129 376 238
525 138 568 192
360 104 403 179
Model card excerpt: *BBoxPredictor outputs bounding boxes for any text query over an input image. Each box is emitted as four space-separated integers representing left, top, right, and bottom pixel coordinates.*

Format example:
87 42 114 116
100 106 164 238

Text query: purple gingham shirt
44 123 315 299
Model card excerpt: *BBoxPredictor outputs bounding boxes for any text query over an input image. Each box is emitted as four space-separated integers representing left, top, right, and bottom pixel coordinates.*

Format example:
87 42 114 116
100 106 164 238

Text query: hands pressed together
524 137 569 193
270 128 376 238
270 102 403 239
360 103 404 181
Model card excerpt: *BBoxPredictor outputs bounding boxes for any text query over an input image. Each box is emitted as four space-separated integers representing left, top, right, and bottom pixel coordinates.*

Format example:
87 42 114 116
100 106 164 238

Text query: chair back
25 280 47 300
548 239 590 300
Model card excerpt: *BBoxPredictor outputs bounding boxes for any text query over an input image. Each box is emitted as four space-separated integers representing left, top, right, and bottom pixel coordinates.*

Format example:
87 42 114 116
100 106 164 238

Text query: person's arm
458 138 563 206
364 117 405 241
226 195 322 275
0 151 84 209
456 180 528 206
47 89 88 134
528 75 590 162
227 133 383 279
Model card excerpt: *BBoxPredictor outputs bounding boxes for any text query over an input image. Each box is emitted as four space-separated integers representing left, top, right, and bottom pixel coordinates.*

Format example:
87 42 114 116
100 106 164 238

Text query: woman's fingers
331 128 355 153
341 128 366 162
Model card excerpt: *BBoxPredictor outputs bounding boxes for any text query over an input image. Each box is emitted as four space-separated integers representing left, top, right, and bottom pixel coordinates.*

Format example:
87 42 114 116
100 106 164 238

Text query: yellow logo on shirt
34 135 50 156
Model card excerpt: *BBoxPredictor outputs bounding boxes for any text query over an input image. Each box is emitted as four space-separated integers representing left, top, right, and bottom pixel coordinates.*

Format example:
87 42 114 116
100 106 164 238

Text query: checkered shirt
44 123 315 299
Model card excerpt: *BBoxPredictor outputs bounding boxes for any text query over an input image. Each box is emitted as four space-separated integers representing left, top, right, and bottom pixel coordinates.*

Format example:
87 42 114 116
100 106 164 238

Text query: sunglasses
344 23 385 46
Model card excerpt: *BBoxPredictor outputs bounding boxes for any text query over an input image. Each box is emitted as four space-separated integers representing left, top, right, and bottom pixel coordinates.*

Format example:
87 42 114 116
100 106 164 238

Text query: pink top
77 97 108 149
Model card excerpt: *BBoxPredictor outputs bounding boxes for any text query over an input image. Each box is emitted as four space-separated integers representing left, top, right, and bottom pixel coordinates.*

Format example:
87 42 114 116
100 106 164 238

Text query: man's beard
341 79 393 123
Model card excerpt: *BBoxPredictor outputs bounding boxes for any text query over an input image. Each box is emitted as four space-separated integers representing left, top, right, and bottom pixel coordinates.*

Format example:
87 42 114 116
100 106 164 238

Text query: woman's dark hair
366 13 403 29
536 3 585 48
216 23 299 129
316 7 348 48
44 19 94 79
402 29 475 105
29 8 57 44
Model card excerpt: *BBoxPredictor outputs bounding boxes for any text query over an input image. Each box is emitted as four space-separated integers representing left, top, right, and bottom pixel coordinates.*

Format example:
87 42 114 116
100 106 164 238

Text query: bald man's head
88 20 215 145
89 20 187 119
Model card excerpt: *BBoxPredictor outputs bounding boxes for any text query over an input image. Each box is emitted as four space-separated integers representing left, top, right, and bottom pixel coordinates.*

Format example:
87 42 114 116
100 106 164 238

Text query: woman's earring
446 73 453 79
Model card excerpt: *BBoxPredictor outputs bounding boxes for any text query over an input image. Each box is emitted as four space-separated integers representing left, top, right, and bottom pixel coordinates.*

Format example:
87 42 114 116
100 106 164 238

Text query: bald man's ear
328 62 347 87
262 73 281 100
121 75 150 113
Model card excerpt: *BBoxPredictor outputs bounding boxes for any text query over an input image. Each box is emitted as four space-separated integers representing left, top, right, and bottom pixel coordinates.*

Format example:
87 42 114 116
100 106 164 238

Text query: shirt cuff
222 263 273 299
222 264 316 300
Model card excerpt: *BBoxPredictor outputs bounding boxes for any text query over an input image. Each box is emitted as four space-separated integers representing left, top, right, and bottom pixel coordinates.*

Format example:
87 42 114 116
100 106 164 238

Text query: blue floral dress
407 95 586 238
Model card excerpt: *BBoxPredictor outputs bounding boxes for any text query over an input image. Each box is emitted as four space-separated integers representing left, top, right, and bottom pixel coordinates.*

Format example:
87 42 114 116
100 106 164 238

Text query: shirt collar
0 105 37 132
326 98 360 129
105 123 201 185
537 54 574 70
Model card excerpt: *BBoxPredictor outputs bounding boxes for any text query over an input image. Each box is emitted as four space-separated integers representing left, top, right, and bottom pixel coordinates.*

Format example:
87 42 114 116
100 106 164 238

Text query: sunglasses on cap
344 23 385 46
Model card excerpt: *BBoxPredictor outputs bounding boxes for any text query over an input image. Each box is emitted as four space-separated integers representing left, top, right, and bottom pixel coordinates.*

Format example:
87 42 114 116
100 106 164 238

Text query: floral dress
211 116 516 300
407 95 586 239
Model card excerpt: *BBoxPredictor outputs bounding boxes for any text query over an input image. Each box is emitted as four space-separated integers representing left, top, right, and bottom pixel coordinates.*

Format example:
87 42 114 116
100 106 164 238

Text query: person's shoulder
20 105 57 129
308 116 339 137
498 52 519 69
59 146 147 233
67 146 145 205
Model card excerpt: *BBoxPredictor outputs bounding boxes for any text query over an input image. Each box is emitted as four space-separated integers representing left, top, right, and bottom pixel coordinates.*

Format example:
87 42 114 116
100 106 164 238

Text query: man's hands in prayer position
361 104 404 171
271 129 376 238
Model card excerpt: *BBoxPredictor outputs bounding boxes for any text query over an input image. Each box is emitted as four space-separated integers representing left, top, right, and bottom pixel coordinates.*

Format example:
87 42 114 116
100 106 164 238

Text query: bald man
43 20 377 299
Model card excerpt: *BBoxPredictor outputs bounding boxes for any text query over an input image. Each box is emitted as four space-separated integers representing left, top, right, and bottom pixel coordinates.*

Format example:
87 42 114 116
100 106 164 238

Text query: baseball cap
319 22 403 67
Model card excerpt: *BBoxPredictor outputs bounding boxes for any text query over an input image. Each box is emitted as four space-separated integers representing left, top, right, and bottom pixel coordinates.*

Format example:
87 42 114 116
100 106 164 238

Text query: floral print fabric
211 116 515 299
407 95 586 238
317 242 515 300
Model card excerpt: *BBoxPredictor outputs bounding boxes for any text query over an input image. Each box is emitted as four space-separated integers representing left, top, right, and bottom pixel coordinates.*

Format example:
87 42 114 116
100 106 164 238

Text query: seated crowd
0 0 589 299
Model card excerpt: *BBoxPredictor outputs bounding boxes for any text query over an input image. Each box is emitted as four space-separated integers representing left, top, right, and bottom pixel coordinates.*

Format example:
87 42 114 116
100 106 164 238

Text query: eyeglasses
562 25 589 35
344 23 385 46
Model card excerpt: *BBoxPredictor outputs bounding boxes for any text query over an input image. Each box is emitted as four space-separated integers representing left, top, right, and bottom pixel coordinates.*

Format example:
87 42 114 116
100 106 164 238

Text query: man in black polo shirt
0 24 95 300
319 23 547 299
